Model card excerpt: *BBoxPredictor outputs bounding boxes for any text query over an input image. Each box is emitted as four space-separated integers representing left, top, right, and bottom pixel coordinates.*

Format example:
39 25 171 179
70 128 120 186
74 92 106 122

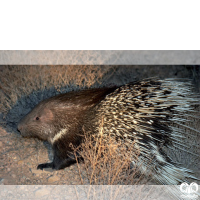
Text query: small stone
0 141 3 147
43 168 54 173
24 141 30 145
18 160 24 165
47 175 60 183
31 169 43 175
69 165 73 170
30 168 49 176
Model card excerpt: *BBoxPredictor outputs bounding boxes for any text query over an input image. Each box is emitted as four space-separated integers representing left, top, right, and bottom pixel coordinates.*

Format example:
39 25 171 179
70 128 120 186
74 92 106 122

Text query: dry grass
71 119 152 185
0 65 114 114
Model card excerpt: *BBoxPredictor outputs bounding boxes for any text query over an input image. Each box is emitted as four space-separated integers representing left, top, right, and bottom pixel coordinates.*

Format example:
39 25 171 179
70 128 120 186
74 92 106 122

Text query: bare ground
0 127 84 185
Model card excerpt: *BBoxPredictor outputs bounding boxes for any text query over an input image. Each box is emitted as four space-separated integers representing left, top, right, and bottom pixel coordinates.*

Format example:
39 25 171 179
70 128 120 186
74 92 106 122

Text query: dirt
0 127 83 185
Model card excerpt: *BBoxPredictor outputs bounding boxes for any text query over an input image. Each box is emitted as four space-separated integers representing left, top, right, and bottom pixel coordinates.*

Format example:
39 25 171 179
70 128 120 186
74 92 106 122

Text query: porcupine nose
17 123 23 132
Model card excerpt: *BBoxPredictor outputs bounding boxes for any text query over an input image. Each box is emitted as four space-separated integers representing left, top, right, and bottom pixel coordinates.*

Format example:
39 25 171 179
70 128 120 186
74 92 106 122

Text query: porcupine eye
35 117 39 120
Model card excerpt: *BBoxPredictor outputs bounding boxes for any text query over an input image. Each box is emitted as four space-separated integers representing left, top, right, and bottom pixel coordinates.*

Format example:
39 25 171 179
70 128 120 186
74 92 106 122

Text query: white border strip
0 185 192 200
0 50 200 65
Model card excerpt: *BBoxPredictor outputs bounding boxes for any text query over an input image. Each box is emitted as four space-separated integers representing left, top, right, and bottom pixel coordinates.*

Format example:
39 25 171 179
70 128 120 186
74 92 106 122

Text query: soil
0 127 83 185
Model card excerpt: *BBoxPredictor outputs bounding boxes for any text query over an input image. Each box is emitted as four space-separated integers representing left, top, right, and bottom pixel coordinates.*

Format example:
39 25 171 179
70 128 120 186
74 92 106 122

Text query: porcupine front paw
37 162 53 170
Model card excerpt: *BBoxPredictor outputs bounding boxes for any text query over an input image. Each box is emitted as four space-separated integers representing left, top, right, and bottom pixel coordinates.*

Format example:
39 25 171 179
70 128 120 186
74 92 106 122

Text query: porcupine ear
38 108 54 122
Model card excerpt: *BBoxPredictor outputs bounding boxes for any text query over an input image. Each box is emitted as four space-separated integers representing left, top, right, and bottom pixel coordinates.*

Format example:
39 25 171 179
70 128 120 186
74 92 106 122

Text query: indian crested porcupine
17 78 200 184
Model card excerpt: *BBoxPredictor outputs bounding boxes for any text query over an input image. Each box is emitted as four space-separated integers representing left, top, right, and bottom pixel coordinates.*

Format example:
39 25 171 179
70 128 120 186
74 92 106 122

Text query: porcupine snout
17 123 23 132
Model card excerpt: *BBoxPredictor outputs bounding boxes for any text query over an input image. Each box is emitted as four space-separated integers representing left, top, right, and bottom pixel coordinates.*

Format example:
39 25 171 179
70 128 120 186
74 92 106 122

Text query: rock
47 175 60 183
43 168 54 173
18 160 24 165
30 169 49 176
12 174 16 178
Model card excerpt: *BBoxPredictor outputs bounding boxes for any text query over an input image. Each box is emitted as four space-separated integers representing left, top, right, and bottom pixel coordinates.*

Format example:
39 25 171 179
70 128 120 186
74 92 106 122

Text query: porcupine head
17 87 117 170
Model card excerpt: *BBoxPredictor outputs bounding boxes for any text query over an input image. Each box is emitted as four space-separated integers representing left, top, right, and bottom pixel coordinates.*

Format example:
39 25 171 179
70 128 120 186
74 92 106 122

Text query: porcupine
17 78 200 184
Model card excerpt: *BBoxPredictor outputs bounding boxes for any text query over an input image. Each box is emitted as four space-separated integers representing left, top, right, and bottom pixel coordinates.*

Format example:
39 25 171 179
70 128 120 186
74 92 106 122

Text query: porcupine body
17 78 200 184
93 79 200 184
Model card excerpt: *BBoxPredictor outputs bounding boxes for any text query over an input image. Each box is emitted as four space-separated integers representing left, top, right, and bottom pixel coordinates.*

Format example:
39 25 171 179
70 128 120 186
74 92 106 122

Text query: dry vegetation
71 118 167 185
72 120 142 185
0 65 114 114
